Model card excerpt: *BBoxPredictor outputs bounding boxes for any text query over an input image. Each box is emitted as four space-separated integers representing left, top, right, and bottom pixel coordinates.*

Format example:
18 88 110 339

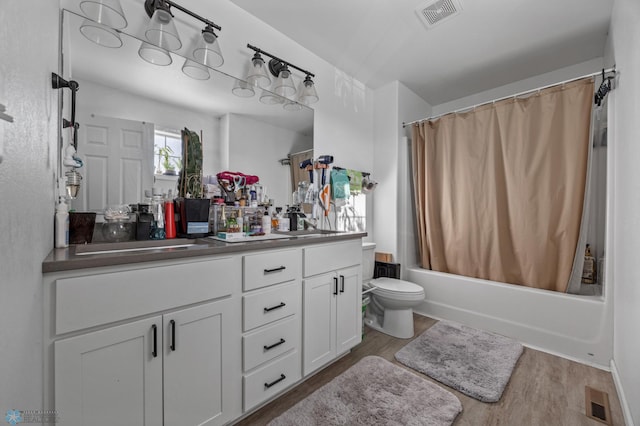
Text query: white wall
0 0 59 413
75 78 222 174
432 57 606 116
372 81 432 259
608 0 640 424
227 113 312 207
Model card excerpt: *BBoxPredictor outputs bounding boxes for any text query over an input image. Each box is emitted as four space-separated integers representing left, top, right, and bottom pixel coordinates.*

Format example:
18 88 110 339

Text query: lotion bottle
55 199 69 248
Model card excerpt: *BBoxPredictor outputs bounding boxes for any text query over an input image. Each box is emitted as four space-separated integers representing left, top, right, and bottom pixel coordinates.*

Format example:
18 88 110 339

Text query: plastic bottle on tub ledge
55 199 69 248
581 244 596 284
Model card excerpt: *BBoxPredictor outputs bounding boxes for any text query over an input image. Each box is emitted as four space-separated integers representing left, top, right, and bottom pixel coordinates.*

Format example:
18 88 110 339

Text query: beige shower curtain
411 78 594 292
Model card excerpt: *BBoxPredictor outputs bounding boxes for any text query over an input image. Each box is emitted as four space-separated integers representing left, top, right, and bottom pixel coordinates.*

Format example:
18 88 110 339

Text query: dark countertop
42 231 367 273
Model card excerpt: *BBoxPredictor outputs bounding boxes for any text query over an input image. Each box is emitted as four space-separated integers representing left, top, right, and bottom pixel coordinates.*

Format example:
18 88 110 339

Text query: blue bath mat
395 320 523 402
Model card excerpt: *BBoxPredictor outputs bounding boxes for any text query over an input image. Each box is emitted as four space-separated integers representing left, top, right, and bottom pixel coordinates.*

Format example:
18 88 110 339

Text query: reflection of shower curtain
289 149 313 213
566 97 608 294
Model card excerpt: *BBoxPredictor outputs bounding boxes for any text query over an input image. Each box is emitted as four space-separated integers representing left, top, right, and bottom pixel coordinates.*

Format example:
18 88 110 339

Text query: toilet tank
362 242 376 281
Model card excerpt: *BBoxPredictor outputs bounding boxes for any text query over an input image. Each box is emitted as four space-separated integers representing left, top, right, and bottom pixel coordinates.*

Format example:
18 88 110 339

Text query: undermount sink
74 239 199 256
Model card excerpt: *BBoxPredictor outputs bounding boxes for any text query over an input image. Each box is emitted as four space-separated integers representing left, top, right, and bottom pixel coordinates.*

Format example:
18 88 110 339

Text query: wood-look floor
235 314 625 425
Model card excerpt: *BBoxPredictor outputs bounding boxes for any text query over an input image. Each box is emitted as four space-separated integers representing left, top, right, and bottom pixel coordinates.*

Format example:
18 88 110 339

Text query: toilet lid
370 277 424 294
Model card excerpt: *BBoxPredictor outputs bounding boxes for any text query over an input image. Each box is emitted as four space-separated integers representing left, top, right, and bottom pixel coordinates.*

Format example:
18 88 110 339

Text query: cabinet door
55 317 163 426
163 298 241 426
336 265 362 355
303 272 337 376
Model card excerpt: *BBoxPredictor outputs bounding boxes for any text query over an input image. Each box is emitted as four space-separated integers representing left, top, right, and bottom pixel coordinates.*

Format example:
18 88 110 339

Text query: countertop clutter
42 231 367 273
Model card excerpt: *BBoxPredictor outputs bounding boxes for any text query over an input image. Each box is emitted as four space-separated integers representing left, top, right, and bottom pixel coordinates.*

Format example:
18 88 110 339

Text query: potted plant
156 146 179 175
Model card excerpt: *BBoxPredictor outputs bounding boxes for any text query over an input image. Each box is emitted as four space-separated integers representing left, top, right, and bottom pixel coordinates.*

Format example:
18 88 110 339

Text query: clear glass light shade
193 30 224 68
79 0 128 29
145 8 182 52
232 79 255 98
79 19 123 48
182 59 210 80
273 69 296 98
298 77 319 105
246 55 271 89
138 41 172 66
259 90 284 105
283 101 302 111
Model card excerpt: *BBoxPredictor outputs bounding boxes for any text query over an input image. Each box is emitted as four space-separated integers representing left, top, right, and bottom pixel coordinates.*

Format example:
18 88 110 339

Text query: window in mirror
154 130 182 175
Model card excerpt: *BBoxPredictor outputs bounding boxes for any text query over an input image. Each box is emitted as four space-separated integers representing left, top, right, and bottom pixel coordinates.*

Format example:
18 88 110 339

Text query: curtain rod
402 67 616 128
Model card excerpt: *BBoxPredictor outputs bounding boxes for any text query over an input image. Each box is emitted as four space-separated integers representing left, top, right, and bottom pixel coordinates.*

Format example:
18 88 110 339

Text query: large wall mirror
59 3 313 213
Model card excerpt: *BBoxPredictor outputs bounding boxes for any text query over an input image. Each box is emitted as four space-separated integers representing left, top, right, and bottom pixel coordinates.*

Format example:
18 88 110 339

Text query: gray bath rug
268 356 462 426
395 320 523 403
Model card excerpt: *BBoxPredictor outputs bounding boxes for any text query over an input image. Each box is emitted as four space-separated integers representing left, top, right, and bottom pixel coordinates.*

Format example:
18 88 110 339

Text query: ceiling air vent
415 0 462 28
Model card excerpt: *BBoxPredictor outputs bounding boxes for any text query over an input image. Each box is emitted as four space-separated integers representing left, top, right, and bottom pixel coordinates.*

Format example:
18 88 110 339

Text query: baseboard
610 359 635 426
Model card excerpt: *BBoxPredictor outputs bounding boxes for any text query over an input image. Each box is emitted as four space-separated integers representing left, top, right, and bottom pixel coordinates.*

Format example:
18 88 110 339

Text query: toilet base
364 308 415 339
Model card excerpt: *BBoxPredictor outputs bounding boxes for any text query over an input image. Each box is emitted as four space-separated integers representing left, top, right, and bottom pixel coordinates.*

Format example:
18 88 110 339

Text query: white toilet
362 243 425 339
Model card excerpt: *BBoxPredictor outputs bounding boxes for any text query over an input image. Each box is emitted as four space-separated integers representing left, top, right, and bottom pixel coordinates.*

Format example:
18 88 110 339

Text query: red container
165 201 176 239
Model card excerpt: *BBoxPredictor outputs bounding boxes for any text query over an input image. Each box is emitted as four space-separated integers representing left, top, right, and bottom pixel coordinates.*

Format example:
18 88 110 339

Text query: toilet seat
370 277 424 299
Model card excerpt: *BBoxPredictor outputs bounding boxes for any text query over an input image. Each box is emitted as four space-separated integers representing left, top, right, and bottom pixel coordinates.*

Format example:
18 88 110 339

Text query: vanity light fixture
236 44 319 109
80 0 128 29
143 0 182 52
140 0 224 79
246 52 271 89
78 0 128 47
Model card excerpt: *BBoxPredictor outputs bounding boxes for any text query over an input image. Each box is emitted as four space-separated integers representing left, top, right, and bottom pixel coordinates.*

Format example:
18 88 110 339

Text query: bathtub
395 135 613 369
405 267 613 368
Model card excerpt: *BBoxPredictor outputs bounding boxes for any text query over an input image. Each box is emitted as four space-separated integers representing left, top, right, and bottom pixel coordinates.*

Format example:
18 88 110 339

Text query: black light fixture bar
144 0 221 31
247 44 314 78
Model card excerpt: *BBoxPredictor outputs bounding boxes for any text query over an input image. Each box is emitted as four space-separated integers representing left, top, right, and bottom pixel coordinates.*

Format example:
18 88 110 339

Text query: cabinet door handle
340 275 345 293
170 319 176 351
152 324 158 358
264 302 286 312
264 374 286 389
333 277 338 295
264 266 286 273
263 338 286 351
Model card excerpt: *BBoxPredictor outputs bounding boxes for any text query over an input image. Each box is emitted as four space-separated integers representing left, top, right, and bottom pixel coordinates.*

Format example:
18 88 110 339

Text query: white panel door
74 113 153 211
54 316 163 426
163 298 241 426
302 272 337 376
336 265 362 355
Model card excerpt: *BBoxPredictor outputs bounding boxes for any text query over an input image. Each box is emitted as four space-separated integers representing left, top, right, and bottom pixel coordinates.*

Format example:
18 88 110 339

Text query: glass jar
102 219 132 242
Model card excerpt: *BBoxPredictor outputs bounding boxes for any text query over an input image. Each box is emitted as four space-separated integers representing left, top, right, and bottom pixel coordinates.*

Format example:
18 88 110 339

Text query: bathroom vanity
42 232 364 426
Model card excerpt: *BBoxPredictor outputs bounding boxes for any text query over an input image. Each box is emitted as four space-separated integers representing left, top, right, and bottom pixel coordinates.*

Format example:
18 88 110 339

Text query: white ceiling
230 0 613 105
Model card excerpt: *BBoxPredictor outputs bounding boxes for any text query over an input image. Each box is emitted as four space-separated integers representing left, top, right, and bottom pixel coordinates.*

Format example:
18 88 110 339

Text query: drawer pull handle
340 275 345 293
264 302 286 312
264 338 286 351
152 324 158 358
170 319 176 351
333 277 338 295
264 266 286 273
264 374 286 389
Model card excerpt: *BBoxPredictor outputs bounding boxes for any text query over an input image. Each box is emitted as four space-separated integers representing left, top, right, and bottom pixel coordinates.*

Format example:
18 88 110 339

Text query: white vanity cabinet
43 235 365 425
302 240 363 376
241 248 303 411
44 256 242 426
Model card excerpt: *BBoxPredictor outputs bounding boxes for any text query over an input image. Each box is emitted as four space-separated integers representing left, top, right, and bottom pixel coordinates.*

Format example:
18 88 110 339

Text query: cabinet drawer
303 240 362 277
243 316 300 372
56 256 239 335
243 249 301 291
243 281 300 332
243 350 301 411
